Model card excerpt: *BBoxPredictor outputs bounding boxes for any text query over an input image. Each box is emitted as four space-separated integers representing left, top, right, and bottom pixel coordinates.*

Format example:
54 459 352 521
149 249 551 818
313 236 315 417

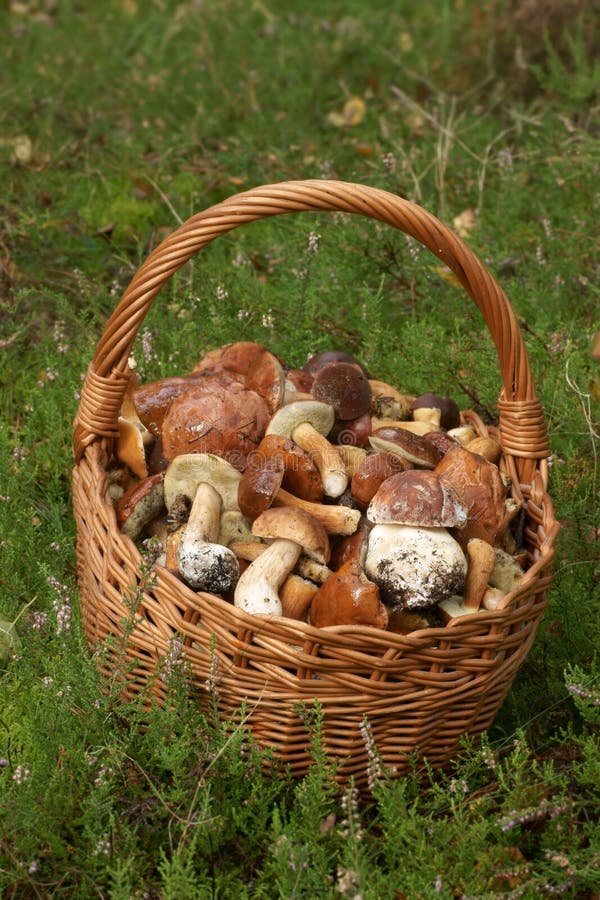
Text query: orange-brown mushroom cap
161 382 270 471
310 559 388 629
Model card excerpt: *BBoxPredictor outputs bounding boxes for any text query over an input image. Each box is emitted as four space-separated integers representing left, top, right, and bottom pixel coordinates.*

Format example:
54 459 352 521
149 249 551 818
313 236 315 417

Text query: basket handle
73 179 550 486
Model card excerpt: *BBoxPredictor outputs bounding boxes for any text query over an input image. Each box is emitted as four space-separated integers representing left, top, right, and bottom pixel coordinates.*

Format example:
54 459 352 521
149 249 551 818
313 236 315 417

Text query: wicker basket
72 180 559 790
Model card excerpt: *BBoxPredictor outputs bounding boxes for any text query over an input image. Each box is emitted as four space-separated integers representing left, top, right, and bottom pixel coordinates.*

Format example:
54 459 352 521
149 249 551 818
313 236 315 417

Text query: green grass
1 0 599 896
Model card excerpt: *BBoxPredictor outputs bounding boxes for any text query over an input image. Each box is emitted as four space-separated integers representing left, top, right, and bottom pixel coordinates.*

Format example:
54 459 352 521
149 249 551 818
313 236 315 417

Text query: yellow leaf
453 207 476 238
431 265 463 289
327 96 366 128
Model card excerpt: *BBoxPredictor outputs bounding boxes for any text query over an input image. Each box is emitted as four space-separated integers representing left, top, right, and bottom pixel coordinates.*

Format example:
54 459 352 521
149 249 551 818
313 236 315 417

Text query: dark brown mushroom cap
309 559 388 629
161 382 270 471
410 392 461 430
303 350 366 377
311 361 372 421
351 452 407 510
369 426 443 468
433 446 510 545
328 412 372 448
251 434 323 503
367 469 468 528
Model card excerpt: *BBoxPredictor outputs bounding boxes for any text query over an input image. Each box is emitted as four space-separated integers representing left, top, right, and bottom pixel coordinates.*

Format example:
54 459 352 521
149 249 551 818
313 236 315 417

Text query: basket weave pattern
72 181 559 788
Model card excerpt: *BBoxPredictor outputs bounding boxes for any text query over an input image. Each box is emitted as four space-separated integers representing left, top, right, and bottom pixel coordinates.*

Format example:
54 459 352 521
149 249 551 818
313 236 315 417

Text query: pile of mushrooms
110 341 526 632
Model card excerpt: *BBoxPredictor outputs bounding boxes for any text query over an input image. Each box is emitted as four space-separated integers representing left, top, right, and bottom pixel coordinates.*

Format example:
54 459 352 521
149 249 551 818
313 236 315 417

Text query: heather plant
1 0 599 896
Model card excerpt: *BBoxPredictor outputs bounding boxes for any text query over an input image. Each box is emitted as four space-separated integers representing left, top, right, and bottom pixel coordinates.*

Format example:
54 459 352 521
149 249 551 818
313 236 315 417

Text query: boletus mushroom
266 399 348 498
433 446 520 546
309 559 388 629
163 454 242 593
234 507 330 616
161 381 270 471
364 470 468 609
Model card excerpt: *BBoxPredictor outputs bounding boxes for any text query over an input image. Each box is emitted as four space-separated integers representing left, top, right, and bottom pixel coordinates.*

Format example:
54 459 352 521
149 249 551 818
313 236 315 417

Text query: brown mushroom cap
161 382 270 470
410 392 461 430
251 507 330 565
303 349 366 377
238 457 285 520
423 430 462 456
433 446 511 545
309 559 388 629
311 361 372 421
351 452 407 510
369 426 443 468
367 469 468 529
328 412 373 448
245 349 286 414
133 372 240 436
251 434 323 503
192 341 268 377
116 472 166 539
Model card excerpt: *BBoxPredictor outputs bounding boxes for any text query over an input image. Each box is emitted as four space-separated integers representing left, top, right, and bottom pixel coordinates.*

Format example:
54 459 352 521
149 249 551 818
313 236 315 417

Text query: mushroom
234 508 330 616
116 472 166 540
191 341 268 377
434 446 520 546
465 435 503 464
410 392 461 430
251 434 324 503
369 426 443 468
132 373 237 437
309 559 388 629
177 483 240 594
328 411 373 449
311 361 372 421
488 547 526 594
364 470 468 609
164 454 242 593
280 574 319 621
161 381 270 471
446 425 478 446
245 349 286 414
438 537 496 621
368 379 412 420
350 451 408 510
303 349 365 377
115 416 150 480
229 539 333 584
237 457 360 535
266 400 348 498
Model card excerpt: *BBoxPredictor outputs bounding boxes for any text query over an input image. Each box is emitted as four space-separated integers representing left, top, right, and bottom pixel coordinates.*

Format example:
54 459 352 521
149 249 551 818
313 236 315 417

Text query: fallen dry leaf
591 332 600 360
453 207 477 238
431 265 463 289
327 96 366 128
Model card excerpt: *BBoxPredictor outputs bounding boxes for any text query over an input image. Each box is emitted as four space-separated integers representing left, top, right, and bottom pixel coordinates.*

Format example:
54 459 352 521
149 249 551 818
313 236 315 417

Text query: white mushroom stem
291 421 348 498
234 539 301 615
229 539 333 584
438 594 481 621
177 483 240 594
463 538 497 609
